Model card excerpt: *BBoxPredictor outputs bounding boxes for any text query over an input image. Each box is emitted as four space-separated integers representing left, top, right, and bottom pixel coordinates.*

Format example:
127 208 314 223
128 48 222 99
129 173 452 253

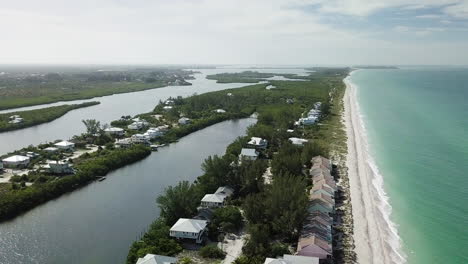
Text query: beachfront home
43 147 59 153
200 186 234 208
289 137 309 146
104 127 125 136
48 161 74 174
311 156 332 170
136 254 177 264
178 117 191 125
115 138 132 148
54 141 75 151
8 117 24 124
131 134 150 144
264 254 319 264
247 137 268 149
128 121 146 130
239 148 259 161
296 243 331 260
169 218 208 244
2 155 30 168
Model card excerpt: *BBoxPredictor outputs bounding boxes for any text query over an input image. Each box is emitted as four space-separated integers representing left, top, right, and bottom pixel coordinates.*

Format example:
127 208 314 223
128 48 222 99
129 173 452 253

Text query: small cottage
239 148 259 161
136 254 177 264
2 155 30 168
54 141 75 151
169 218 207 244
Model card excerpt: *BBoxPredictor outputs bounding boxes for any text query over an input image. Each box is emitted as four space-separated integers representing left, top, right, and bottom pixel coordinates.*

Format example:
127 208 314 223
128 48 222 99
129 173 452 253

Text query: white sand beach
343 75 406 264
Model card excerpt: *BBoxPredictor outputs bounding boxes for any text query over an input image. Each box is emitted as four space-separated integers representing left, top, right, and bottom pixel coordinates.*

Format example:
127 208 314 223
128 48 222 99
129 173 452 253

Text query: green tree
82 119 101 135
156 181 202 225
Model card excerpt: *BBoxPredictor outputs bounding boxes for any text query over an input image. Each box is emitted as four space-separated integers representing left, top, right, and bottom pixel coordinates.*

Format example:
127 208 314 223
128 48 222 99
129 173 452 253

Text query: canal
0 118 256 264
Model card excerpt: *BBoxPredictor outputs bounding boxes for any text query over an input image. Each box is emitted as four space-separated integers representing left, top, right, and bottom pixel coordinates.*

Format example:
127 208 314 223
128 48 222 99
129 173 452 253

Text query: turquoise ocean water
350 67 468 264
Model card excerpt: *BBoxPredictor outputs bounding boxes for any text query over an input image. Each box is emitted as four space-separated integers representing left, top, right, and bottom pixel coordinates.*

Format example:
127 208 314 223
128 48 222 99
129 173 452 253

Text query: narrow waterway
0 118 256 264
0 69 250 154
0 68 310 154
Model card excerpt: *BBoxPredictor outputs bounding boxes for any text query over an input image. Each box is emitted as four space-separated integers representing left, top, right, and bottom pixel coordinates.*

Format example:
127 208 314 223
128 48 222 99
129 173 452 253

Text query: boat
98 177 106 182
150 145 159 151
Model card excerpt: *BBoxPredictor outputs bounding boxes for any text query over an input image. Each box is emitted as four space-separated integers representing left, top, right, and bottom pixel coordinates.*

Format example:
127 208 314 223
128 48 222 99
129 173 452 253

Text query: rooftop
170 218 207 233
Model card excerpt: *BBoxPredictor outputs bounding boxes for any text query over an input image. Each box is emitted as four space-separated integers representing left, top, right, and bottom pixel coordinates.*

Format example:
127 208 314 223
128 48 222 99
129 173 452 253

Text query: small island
0 101 100 133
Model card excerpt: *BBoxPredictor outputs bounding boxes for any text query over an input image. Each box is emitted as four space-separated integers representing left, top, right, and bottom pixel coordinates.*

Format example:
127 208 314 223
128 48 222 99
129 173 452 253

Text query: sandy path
344 76 405 264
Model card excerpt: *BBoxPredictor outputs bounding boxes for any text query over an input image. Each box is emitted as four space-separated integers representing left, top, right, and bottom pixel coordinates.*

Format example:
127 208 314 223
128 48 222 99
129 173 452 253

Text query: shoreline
343 73 406 264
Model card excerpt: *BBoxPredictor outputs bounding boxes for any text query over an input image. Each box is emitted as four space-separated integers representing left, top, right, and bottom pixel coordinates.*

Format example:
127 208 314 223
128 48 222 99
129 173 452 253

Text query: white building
136 254 177 264
115 138 132 148
239 148 259 161
54 141 75 151
289 137 309 146
131 134 149 144
104 127 125 136
163 106 173 111
2 155 30 168
264 254 319 264
48 161 74 174
128 121 148 130
200 186 234 208
169 218 208 244
247 137 268 149
178 117 191 125
43 147 59 153
8 117 24 124
214 109 226 113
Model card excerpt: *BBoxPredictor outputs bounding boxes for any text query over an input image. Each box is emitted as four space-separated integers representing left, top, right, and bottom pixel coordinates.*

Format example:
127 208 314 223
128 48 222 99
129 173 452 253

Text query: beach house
48 161 74 174
178 117 191 125
43 147 59 153
200 186 234 208
169 218 208 244
239 148 259 161
104 127 125 137
2 155 30 168
54 141 75 151
288 137 309 146
264 254 319 264
136 254 177 264
247 137 268 149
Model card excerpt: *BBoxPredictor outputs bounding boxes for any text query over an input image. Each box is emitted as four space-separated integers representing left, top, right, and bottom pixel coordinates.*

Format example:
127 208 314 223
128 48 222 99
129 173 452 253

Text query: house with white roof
239 148 259 161
200 186 234 208
48 161 74 174
178 117 191 125
169 218 208 244
163 106 173 111
289 137 309 146
247 137 268 149
43 147 59 153
136 254 177 264
104 127 125 136
214 109 226 113
54 141 75 151
115 138 132 148
2 155 30 168
264 254 319 264
131 134 150 144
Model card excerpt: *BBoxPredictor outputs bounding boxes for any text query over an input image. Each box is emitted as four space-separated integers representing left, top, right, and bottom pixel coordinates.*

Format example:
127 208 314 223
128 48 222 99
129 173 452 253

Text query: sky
1 0 468 65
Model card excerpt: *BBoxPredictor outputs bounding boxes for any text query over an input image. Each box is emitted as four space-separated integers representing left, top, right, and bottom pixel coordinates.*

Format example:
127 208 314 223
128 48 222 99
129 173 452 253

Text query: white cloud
0 0 467 65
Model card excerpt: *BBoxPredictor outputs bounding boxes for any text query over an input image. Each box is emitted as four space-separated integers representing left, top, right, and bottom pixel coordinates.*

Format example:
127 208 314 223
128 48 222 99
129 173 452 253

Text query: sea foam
346 74 407 264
